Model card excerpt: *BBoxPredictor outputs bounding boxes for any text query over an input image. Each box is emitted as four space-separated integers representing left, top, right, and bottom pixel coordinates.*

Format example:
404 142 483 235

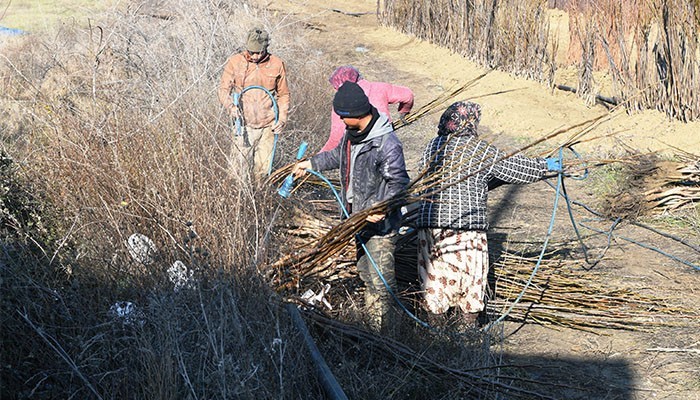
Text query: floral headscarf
329 66 361 90
437 101 481 137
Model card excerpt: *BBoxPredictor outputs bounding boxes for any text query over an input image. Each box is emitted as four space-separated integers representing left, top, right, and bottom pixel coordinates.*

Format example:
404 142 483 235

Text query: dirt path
269 1 700 398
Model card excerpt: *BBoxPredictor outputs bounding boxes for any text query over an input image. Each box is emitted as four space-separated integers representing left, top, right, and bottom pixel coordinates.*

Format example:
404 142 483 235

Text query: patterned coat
416 133 547 231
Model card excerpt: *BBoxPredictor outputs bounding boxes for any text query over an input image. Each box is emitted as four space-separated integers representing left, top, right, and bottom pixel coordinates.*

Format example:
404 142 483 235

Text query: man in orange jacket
218 27 290 177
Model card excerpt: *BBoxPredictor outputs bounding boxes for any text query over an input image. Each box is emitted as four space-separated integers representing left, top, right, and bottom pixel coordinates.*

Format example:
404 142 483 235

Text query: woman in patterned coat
416 101 559 327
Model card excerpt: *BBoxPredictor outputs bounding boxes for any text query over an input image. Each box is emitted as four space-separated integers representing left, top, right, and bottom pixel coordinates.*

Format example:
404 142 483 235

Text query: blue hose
482 149 566 333
545 149 699 271
289 145 698 337
232 85 280 175
306 169 433 330
305 147 574 333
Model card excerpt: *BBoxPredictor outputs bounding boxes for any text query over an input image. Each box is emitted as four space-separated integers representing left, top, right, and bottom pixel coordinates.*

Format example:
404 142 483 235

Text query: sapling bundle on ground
275 200 697 332
644 152 700 213
591 151 700 218
489 251 698 331
299 308 574 400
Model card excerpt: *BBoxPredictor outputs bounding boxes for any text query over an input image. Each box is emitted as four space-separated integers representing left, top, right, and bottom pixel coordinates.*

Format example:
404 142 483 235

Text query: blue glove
545 157 562 172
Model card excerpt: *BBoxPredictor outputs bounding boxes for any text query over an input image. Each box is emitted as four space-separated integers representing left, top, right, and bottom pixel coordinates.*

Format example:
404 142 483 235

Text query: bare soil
268 1 700 398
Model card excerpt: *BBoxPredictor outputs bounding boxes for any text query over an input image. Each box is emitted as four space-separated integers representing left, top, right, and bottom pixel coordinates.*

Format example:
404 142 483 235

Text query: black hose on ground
554 84 619 107
285 303 349 400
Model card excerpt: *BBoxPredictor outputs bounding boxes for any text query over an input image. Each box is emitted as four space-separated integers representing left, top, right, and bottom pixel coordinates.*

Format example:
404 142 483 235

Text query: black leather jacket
311 113 409 234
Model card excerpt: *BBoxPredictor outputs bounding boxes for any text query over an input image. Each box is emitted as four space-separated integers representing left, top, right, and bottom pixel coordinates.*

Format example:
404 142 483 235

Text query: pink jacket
320 79 414 152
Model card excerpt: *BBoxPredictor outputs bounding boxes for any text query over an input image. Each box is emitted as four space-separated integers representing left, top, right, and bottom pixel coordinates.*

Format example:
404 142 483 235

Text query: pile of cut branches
644 151 700 213
602 150 700 217
268 110 696 332
272 202 697 332
489 252 696 331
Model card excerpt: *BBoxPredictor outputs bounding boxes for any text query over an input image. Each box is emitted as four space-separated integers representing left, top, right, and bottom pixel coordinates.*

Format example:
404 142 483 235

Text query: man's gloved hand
399 112 409 125
545 157 563 172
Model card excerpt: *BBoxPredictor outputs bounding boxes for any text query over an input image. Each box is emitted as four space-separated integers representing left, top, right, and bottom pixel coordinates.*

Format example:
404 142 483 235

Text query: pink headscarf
328 66 361 90
437 101 482 137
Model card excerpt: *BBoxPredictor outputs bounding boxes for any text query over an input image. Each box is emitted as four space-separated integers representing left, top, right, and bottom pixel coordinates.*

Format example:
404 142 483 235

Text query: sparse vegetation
1 1 498 399
588 163 632 203
0 0 111 32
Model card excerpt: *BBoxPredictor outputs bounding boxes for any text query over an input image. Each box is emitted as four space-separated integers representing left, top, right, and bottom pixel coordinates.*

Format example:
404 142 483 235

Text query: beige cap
246 27 269 53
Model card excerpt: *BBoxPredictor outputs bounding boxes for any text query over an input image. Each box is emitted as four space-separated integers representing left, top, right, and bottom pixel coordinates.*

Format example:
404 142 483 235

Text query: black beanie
333 81 371 118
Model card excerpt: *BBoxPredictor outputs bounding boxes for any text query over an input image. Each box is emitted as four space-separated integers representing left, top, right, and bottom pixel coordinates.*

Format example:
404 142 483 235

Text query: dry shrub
2 0 330 278
0 0 329 398
1 1 497 399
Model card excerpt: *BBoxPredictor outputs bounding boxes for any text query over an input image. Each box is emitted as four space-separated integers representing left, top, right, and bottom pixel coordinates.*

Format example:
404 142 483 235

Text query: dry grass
0 0 111 32
0 1 503 399
1 0 328 398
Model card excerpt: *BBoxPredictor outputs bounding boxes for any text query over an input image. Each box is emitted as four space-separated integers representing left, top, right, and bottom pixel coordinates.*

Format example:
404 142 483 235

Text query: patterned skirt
417 229 489 314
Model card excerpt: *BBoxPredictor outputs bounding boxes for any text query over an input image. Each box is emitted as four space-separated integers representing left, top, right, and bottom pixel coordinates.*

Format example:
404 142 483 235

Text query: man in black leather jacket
293 81 410 331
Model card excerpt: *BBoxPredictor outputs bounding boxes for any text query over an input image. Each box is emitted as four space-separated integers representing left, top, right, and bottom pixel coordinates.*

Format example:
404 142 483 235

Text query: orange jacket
218 52 290 129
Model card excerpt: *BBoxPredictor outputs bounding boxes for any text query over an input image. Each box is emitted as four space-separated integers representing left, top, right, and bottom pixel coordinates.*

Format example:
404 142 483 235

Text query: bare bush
0 1 500 398
1 0 329 397
2 0 330 276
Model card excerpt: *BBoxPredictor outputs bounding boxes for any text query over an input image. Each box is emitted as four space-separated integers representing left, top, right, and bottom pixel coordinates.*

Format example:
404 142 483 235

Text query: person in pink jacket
319 65 414 152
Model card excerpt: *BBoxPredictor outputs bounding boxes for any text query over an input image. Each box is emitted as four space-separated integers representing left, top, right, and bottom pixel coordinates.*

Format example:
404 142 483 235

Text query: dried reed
380 0 700 120
560 0 700 120
378 0 553 81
